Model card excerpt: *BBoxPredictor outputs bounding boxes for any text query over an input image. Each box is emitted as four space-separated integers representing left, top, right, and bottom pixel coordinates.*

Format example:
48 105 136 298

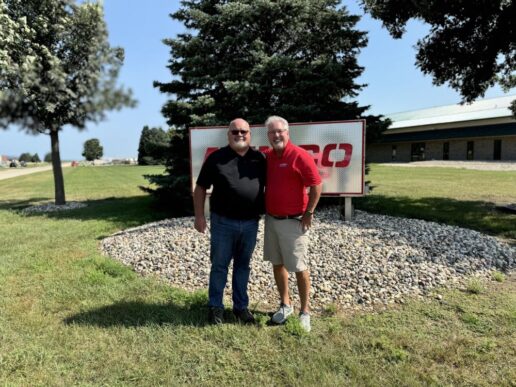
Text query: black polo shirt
196 146 266 219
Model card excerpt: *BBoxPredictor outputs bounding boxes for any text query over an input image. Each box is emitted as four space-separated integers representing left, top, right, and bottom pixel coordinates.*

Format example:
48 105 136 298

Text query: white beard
272 140 284 150
232 140 249 151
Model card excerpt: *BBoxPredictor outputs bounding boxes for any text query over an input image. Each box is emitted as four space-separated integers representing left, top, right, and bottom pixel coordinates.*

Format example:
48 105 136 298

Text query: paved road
0 163 71 181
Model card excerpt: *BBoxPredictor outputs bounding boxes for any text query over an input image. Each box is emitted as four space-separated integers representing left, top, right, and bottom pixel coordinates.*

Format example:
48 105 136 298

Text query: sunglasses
230 130 249 135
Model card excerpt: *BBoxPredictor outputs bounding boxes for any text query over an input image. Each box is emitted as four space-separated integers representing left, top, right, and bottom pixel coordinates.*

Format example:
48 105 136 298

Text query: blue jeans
208 212 259 311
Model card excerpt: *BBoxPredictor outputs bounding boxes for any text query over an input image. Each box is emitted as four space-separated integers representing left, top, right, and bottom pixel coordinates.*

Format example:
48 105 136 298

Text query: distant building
368 95 516 162
1 155 12 166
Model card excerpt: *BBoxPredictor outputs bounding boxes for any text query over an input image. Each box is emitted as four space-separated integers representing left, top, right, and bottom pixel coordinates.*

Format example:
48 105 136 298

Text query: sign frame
189 119 366 197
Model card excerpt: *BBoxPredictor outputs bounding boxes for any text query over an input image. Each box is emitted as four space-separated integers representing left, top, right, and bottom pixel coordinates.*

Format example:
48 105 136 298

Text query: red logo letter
204 147 219 161
299 144 320 164
321 144 353 167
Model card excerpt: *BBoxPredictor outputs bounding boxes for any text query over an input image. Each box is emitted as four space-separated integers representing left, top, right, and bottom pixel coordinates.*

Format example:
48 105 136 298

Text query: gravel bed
100 207 515 312
22 201 87 214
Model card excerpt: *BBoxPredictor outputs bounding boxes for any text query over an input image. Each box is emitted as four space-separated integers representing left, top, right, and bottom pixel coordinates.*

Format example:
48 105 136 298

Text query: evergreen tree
44 152 52 163
362 0 516 115
82 138 103 161
0 0 135 204
31 153 40 163
147 0 389 214
137 126 170 165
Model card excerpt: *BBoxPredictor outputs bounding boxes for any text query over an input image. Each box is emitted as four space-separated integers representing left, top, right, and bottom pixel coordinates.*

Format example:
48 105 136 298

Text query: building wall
503 137 516 159
397 143 411 161
474 139 490 159
449 140 466 160
368 136 516 162
366 144 391 163
425 141 442 160
367 143 412 162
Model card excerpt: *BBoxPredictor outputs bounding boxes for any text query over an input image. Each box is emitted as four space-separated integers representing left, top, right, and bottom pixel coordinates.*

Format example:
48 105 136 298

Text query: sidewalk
0 163 71 181
380 160 516 171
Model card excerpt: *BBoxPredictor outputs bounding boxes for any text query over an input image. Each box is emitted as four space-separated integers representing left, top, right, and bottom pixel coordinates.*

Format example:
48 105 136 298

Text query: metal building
368 95 516 162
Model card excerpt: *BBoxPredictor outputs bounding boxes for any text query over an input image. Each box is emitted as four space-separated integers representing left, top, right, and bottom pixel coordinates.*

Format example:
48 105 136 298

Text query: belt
268 213 303 220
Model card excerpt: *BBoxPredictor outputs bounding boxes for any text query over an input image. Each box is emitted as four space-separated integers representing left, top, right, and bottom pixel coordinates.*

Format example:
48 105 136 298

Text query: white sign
190 120 365 196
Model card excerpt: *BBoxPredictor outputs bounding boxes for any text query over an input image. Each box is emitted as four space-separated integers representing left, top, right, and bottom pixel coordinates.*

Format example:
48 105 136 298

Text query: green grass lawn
355 165 516 241
0 165 514 386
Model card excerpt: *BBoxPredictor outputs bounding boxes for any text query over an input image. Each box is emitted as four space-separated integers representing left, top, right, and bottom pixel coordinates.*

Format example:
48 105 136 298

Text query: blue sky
0 0 511 160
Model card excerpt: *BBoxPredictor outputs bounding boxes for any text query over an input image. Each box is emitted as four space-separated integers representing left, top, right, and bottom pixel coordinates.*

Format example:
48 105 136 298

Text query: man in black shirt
193 118 266 325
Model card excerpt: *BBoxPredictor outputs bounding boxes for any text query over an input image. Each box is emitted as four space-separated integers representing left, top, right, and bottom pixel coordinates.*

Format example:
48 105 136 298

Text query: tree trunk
50 129 66 205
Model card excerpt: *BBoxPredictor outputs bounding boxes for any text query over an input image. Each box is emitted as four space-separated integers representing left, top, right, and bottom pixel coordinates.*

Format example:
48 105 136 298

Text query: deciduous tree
82 138 103 161
361 0 516 114
19 152 32 162
0 0 135 204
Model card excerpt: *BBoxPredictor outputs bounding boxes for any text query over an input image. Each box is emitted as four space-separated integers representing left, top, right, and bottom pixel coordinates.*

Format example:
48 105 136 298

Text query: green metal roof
379 122 516 143
387 95 516 129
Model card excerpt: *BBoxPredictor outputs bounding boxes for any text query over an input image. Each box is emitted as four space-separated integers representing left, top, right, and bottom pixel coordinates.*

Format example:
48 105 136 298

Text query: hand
194 215 207 233
300 212 313 232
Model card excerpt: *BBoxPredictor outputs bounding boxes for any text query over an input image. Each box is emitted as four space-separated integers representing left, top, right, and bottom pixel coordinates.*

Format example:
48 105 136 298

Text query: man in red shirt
264 115 322 332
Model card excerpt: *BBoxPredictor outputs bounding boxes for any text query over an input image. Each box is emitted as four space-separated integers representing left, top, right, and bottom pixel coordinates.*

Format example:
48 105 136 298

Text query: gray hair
265 115 289 131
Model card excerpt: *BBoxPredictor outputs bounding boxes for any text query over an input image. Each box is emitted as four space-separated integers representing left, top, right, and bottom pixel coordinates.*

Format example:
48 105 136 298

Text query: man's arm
301 182 322 232
193 184 207 233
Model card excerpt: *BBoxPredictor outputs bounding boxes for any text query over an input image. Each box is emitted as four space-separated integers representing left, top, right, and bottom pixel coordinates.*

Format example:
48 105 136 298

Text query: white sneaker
299 312 311 332
271 303 293 324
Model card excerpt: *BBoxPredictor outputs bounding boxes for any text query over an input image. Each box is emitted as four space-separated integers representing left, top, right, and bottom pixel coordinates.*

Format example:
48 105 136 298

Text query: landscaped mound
101 207 514 311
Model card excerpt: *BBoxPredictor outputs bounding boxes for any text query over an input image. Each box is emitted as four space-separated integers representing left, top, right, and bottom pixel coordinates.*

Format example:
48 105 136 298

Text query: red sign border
189 119 366 196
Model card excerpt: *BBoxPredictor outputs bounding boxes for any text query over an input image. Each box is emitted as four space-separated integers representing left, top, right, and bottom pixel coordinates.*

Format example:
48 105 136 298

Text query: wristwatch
305 210 314 216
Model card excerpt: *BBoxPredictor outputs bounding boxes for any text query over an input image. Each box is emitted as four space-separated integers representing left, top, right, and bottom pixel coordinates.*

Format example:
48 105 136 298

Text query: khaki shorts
263 214 309 272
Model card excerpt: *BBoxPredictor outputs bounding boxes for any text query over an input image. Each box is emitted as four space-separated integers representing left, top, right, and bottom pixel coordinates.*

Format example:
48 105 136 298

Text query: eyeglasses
267 129 287 135
230 130 249 135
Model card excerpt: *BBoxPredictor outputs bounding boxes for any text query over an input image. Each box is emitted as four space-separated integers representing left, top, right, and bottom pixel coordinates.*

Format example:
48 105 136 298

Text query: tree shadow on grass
353 195 516 243
1 195 173 230
0 197 51 211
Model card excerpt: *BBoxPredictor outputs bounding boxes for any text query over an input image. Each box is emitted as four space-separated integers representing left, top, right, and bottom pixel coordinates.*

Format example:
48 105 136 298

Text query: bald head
227 118 251 154
229 118 250 131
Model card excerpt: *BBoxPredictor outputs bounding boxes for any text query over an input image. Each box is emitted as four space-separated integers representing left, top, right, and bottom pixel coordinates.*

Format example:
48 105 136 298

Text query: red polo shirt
265 140 321 216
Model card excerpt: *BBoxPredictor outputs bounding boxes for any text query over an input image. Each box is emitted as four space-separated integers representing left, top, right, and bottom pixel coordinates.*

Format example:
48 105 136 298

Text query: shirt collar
226 145 251 158
272 139 292 159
